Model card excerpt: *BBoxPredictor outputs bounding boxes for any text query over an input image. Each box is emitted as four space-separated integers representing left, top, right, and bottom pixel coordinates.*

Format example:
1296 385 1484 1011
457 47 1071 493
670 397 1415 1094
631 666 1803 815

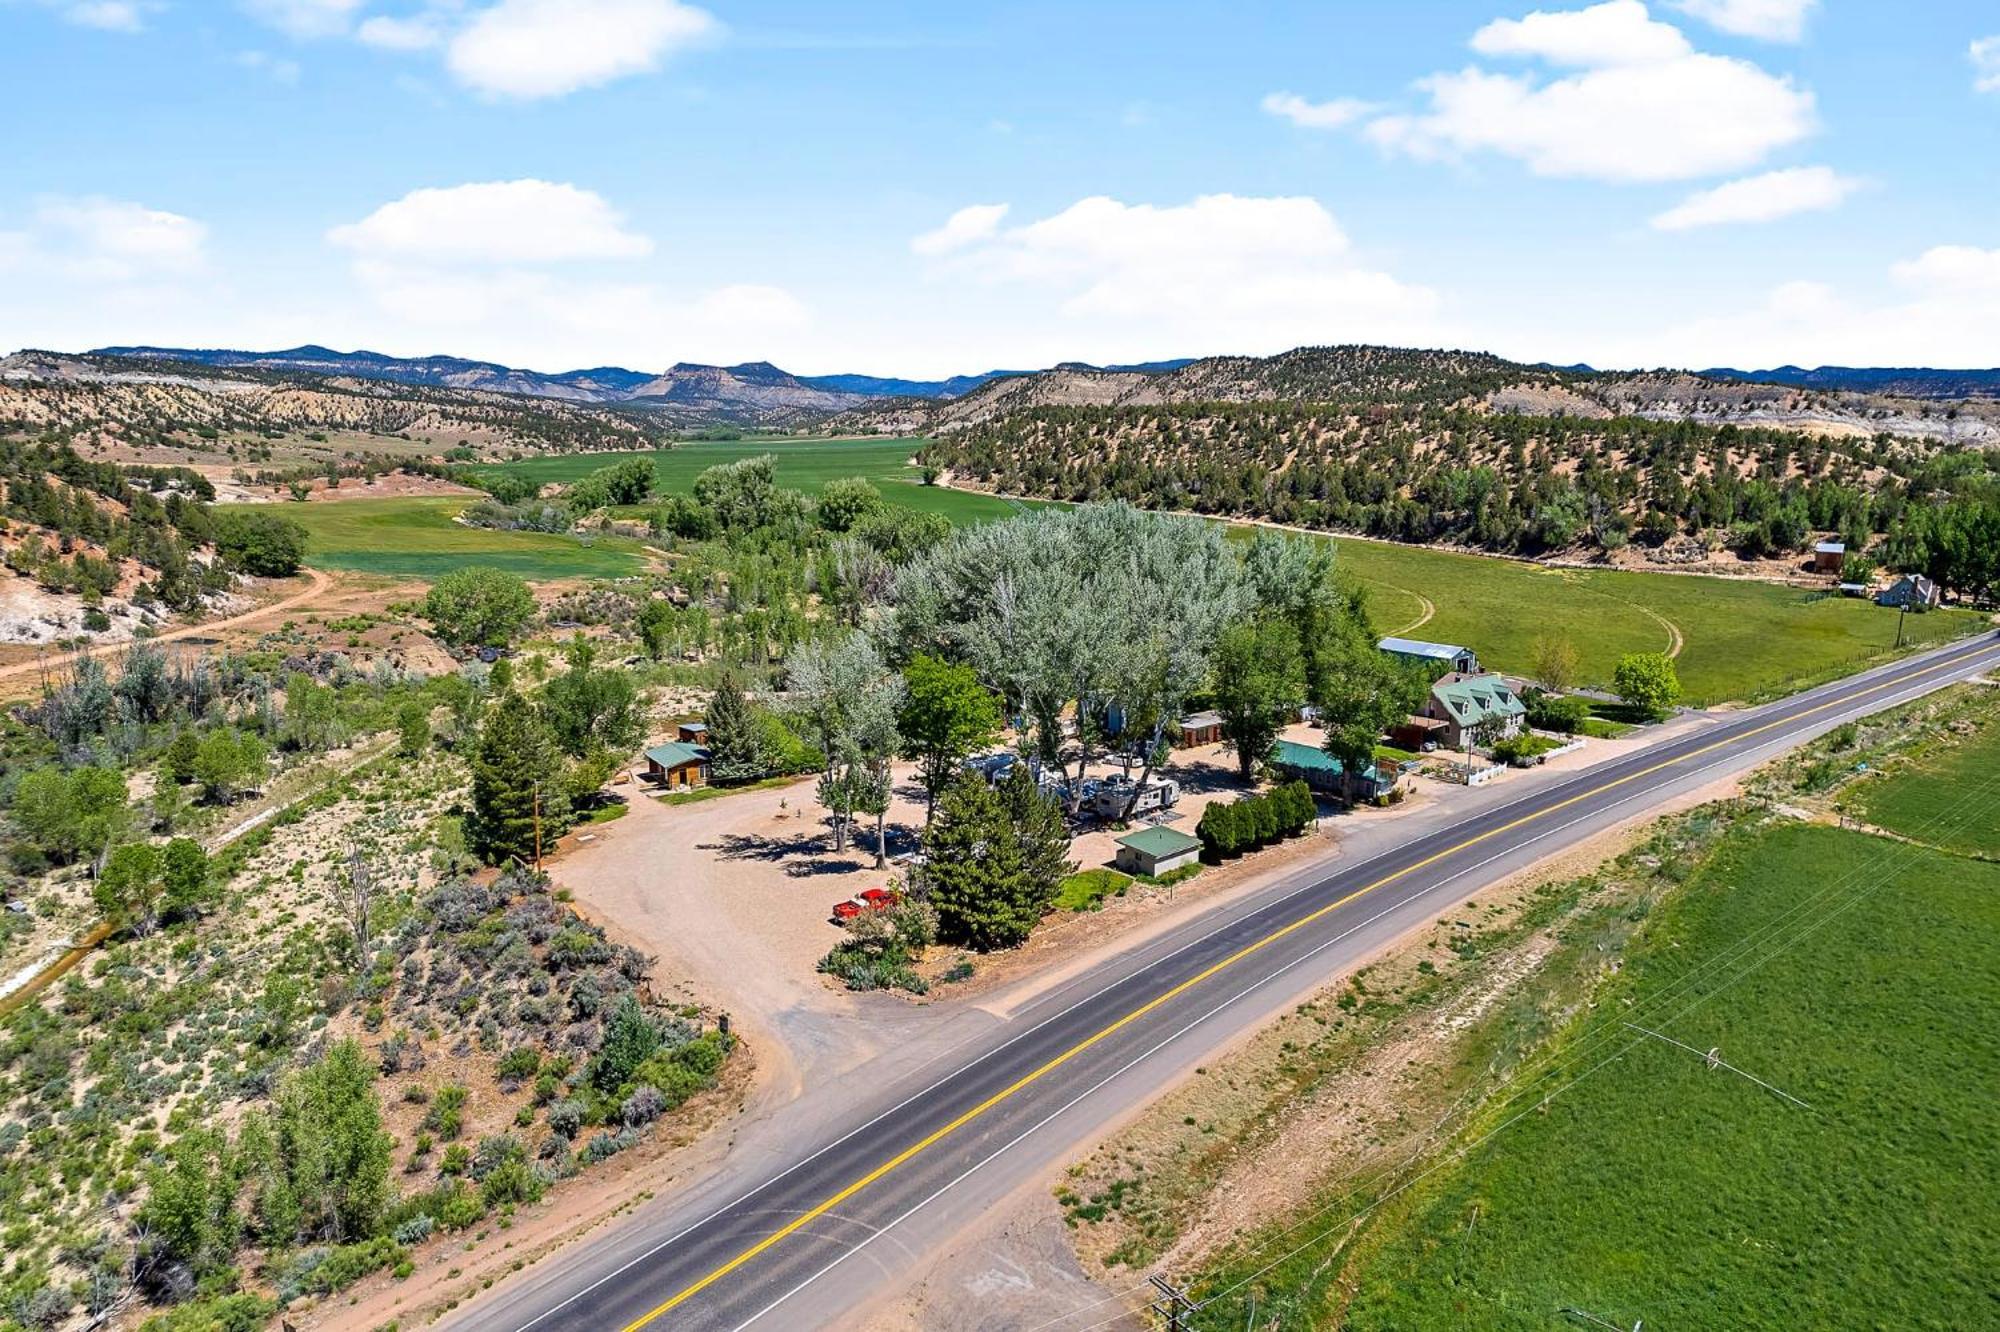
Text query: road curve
450 630 2000 1332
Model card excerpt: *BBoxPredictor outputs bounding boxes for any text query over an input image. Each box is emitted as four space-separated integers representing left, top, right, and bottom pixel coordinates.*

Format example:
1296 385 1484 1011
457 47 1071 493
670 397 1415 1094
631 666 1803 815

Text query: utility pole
1895 601 1908 649
532 780 543 871
1149 1275 1197 1332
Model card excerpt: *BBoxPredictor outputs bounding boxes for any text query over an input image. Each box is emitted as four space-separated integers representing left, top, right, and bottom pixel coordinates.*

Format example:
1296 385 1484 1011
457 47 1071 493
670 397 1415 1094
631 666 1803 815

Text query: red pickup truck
831 888 902 923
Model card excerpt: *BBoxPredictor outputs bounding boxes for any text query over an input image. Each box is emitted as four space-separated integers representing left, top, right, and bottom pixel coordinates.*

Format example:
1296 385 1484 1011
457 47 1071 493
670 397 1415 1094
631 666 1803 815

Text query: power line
1621 1022 1811 1109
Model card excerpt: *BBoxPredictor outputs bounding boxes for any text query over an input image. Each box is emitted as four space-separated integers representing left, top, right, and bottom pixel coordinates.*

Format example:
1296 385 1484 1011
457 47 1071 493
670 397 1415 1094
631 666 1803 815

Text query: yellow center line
621 641 1994 1330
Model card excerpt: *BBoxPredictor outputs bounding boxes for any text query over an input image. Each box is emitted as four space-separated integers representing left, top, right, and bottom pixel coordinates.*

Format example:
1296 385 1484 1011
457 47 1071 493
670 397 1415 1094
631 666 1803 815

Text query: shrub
1525 691 1592 734
622 1085 667 1127
545 1099 585 1139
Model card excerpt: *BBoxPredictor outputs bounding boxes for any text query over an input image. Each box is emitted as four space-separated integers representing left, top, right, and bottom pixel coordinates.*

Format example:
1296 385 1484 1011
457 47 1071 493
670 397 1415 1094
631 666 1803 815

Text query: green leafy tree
540 635 643 759
466 693 566 865
96 841 162 931
1614 651 1681 720
1212 617 1306 779
213 510 308 577
636 598 677 660
135 1128 242 1285
1319 644 1423 789
257 1040 392 1244
161 729 200 786
815 477 886 533
161 837 214 919
1531 634 1581 694
395 698 431 758
11 765 130 866
786 634 903 853
897 654 1002 822
194 729 268 805
423 567 537 647
281 672 341 753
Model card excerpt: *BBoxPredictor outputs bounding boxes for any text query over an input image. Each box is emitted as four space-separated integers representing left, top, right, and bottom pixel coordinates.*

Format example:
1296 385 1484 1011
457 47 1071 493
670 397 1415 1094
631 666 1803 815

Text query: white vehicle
1090 776 1180 820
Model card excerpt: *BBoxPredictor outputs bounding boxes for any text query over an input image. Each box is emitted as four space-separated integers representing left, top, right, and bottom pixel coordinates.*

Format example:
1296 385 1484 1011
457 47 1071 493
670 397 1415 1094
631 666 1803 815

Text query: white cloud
1670 0 1817 43
1472 0 1689 66
241 0 364 39
1364 3 1816 182
237 49 304 84
58 1 147 31
911 204 1009 256
912 193 1440 357
1650 165 1857 229
1973 36 2000 94
445 0 719 99
1605 244 2000 368
328 180 654 264
26 197 207 278
356 13 446 51
1260 91 1378 130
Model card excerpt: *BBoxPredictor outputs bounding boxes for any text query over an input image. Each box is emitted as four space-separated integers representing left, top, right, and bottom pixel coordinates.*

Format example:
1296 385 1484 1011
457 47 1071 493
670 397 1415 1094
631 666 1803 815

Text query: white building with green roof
1113 825 1202 877
1421 672 1526 751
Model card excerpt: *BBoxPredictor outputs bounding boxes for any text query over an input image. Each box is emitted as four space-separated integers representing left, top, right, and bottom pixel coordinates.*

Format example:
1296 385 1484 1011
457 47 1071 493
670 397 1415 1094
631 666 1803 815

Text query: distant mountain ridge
87 345 1206 416
1697 365 2000 399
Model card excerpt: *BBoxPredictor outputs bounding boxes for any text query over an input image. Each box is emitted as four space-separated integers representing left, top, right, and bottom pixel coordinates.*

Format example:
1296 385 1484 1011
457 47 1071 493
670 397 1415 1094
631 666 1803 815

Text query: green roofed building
644 740 710 791
1114 825 1202 877
1274 739 1393 801
1421 671 1527 751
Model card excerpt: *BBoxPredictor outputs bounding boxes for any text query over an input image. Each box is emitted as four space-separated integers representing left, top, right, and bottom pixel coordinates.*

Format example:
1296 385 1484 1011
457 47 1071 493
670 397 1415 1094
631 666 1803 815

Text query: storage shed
1378 637 1480 676
644 740 710 791
1114 825 1203 878
1178 711 1224 748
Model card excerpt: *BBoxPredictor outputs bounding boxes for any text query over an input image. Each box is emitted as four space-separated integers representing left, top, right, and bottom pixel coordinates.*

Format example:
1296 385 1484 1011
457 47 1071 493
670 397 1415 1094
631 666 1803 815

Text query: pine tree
1000 762 1073 912
466 693 565 866
703 672 768 785
926 775 1028 950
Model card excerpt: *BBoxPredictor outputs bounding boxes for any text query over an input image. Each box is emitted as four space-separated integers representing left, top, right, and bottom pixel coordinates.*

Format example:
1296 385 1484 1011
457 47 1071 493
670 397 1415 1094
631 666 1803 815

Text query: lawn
237 498 648 581
1241 819 2000 1332
1855 710 2000 859
1056 867 1134 912
470 437 1040 526
1316 534 1980 707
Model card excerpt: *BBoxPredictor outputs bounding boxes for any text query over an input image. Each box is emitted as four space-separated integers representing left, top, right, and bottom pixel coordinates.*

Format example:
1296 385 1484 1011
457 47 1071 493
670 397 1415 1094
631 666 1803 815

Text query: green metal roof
1429 674 1525 726
1274 739 1381 781
1116 825 1202 856
645 741 710 768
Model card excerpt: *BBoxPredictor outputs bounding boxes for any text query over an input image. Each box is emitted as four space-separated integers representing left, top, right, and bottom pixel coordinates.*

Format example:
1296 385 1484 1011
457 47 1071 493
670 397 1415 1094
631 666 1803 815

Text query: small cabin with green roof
644 740 710 791
1274 739 1392 801
1114 825 1202 877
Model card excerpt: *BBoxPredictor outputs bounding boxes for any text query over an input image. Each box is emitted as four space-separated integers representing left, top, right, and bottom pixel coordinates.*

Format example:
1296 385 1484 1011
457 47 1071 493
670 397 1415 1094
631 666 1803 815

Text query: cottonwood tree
893 503 1247 814
1531 634 1581 694
1213 617 1306 779
785 633 903 854
1614 651 1681 720
897 654 1002 822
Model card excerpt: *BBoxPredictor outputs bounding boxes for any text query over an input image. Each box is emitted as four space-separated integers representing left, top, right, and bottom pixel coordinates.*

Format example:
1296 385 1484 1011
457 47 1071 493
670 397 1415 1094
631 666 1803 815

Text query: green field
471 438 1039 526
238 498 648 580
1316 532 1977 706
1858 710 2000 858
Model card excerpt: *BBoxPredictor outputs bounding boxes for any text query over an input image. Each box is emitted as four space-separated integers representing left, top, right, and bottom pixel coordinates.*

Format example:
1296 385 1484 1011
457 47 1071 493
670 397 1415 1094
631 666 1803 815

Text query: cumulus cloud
445 0 719 99
1650 165 1857 230
241 0 364 39
1471 0 1689 66
1973 37 2000 94
1363 1 1815 182
1260 92 1378 130
56 1 149 30
2 197 208 280
1669 0 1817 43
1609 244 2000 368
912 193 1440 357
911 204 1009 256
356 13 446 51
328 180 654 264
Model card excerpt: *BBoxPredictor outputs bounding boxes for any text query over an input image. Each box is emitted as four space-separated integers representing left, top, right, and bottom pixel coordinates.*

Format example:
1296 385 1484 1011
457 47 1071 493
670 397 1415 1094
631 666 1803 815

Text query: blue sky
2 0 1996 376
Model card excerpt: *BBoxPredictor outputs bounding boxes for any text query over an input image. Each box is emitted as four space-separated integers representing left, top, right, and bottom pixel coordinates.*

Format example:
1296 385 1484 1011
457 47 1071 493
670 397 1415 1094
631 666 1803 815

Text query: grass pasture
1856 707 2000 859
1319 533 1978 706
1315 821 2000 1332
239 497 648 581
471 438 1040 526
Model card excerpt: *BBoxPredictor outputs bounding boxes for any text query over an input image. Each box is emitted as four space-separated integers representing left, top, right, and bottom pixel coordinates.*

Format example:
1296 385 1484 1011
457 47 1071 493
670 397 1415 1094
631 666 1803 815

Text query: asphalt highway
450 629 2000 1332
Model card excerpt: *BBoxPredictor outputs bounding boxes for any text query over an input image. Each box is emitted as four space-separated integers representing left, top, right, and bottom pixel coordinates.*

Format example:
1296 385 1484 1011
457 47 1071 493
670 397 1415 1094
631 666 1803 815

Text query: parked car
831 900 864 923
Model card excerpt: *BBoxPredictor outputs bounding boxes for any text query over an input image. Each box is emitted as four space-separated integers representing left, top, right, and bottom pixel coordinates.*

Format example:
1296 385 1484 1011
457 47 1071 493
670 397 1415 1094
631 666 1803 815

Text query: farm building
1378 636 1480 675
1877 574 1941 610
1389 715 1448 752
1273 739 1393 801
1114 825 1203 877
644 740 710 791
1178 711 1224 747
1813 540 1846 574
1422 672 1527 750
